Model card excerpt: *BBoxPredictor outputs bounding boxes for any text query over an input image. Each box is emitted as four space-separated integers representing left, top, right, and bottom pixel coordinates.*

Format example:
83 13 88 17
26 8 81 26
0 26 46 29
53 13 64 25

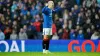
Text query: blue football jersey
42 6 62 28
42 6 53 28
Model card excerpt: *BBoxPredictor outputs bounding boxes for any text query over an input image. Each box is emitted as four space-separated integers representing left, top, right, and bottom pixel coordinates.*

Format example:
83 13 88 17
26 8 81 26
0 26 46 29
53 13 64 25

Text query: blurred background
0 0 100 40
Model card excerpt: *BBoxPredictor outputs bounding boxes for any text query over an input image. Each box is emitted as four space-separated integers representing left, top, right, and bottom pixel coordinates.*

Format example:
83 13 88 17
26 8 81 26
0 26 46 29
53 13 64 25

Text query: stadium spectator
55 18 63 32
0 29 5 40
11 1 17 13
21 15 29 26
76 0 81 6
84 28 92 39
97 0 100 7
62 23 69 39
28 22 37 39
28 22 36 31
91 25 95 33
21 6 28 15
58 29 63 39
68 20 73 30
33 19 42 39
30 5 39 16
62 28 69 39
19 28 28 40
26 27 34 39
73 5 80 15
63 10 68 21
23 0 28 7
77 29 84 40
27 0 33 11
4 27 12 40
27 11 32 20
85 0 92 8
12 21 20 34
10 30 18 40
75 13 84 26
75 25 80 33
52 33 59 40
94 14 100 30
16 7 21 17
23 25 27 32
52 23 57 35
67 0 76 10
33 17 41 32
91 31 100 40
70 29 76 39
83 18 92 31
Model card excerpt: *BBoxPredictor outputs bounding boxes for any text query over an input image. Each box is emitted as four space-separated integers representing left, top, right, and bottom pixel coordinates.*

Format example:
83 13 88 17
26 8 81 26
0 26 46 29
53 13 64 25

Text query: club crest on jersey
49 10 52 17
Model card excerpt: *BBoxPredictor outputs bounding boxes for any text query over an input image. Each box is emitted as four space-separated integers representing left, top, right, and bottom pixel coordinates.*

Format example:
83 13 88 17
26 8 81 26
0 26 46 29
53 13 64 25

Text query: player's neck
48 6 53 9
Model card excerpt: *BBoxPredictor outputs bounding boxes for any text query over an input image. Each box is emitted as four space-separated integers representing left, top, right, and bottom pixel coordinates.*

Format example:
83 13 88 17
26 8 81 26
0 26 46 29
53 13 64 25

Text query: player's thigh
43 28 52 35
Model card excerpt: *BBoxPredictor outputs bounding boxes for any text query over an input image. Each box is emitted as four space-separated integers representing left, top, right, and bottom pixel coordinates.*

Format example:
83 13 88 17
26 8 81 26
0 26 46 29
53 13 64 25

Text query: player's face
51 1 54 8
48 1 54 9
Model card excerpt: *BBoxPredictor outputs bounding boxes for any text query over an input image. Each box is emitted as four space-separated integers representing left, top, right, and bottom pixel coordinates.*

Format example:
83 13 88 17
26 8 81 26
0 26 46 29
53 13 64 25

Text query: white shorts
43 28 52 35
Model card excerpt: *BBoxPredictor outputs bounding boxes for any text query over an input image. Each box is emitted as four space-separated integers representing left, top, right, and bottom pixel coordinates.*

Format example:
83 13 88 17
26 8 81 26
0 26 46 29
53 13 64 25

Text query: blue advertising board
0 40 100 52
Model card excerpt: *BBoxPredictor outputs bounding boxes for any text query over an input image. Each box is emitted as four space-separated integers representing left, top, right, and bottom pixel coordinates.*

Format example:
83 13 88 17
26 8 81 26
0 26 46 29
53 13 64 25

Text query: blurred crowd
0 0 100 40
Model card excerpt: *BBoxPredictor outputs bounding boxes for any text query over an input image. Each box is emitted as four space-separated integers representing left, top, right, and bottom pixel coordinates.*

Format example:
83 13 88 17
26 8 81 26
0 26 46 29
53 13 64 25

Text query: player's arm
53 3 64 13
42 6 49 15
53 7 62 13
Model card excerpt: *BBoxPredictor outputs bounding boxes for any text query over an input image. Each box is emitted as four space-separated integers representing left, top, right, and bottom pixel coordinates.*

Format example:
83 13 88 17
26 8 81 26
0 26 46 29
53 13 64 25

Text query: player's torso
43 8 53 28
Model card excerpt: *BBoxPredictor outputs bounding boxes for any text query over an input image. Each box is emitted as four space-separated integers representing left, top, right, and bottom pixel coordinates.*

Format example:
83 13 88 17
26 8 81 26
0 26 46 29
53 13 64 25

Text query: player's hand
45 3 48 6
